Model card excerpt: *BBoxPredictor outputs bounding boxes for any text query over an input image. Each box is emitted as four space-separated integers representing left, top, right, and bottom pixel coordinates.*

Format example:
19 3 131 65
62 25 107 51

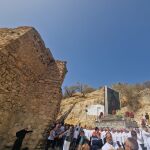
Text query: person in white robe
116 130 122 145
136 128 144 150
101 129 106 144
142 127 150 150
121 129 128 145
111 129 117 145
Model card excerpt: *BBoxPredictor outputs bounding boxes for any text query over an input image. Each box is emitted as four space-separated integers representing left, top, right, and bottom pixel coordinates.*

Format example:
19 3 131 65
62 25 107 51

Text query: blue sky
0 0 150 88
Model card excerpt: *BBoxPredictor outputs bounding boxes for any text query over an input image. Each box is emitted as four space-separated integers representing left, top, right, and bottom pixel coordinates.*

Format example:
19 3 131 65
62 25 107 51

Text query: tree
63 86 78 98
112 83 142 111
143 81 150 88
63 83 96 98
76 82 96 97
125 89 141 111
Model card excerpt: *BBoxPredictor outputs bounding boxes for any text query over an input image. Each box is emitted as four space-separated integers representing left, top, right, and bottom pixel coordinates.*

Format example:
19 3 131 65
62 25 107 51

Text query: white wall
87 104 104 116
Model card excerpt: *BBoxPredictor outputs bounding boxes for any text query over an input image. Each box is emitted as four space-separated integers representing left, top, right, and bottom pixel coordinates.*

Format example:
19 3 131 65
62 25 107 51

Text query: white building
87 104 104 116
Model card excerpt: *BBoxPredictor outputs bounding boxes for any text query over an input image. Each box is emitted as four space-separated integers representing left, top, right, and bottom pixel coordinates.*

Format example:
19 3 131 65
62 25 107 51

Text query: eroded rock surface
0 27 67 149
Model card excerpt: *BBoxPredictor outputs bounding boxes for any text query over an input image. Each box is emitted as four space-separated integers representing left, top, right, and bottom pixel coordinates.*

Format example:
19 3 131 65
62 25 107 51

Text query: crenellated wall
0 27 67 149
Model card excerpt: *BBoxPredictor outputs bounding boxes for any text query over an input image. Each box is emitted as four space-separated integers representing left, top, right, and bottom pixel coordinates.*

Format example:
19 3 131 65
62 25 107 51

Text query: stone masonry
0 27 67 149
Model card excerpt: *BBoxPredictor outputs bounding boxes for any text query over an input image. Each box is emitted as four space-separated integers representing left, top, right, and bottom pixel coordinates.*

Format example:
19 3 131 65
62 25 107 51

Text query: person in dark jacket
145 113 149 125
12 128 33 150
91 127 103 150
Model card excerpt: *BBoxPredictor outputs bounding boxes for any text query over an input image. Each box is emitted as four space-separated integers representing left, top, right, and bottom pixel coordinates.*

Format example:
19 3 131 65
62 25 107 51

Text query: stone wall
0 27 67 149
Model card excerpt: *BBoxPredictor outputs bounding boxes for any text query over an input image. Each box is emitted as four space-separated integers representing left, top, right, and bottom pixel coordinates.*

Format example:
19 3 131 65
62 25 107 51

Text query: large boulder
0 26 67 149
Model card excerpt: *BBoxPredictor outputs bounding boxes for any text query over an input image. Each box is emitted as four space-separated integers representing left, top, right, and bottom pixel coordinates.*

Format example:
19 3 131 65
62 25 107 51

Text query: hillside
57 86 150 127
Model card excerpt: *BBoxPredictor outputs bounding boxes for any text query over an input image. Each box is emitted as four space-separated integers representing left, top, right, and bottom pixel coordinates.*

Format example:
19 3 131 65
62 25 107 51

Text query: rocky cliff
57 88 105 126
57 87 150 127
0 27 67 149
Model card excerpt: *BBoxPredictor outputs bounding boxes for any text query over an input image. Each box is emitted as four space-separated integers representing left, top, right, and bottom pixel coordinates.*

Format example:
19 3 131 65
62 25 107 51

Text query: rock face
58 88 150 127
0 27 67 149
57 88 105 126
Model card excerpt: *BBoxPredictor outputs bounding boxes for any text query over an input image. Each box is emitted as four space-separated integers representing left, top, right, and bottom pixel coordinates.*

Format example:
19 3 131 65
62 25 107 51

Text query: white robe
142 130 150 149
137 131 144 150
63 140 71 150
112 132 117 144
116 132 122 144
83 129 91 141
101 131 106 144
121 132 128 144
73 130 79 139
102 142 115 150
147 136 150 150
127 131 132 138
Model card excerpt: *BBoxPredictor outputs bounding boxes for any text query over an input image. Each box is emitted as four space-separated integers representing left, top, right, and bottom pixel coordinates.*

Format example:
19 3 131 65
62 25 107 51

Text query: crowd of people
45 122 150 150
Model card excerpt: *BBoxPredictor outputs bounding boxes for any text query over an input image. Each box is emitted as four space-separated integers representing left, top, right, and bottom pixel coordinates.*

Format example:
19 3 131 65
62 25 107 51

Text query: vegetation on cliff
63 81 150 111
